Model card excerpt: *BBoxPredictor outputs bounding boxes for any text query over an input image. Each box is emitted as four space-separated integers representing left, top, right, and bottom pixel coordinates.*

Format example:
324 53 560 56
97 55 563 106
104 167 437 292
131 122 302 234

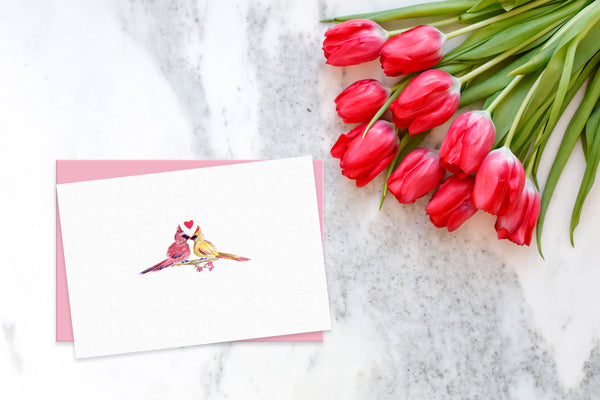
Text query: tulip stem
445 0 550 40
457 18 564 85
484 75 524 114
387 16 459 37
524 148 538 178
379 131 426 210
504 73 544 149
362 76 413 139
431 16 461 28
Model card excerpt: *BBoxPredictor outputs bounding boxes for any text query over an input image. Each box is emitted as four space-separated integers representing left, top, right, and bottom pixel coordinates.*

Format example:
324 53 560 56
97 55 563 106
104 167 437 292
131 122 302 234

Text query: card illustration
140 221 250 274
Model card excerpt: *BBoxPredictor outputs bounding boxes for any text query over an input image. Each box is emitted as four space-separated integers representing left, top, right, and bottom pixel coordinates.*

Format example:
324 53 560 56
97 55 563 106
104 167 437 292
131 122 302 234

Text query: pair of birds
140 225 249 274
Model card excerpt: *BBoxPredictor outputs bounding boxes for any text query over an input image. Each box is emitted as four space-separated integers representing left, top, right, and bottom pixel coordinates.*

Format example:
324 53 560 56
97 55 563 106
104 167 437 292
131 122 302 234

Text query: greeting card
56 159 325 343
57 157 330 358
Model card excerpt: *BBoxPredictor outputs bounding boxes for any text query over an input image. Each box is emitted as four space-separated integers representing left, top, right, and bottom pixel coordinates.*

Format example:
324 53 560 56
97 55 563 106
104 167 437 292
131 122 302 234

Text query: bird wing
195 239 218 257
167 241 189 260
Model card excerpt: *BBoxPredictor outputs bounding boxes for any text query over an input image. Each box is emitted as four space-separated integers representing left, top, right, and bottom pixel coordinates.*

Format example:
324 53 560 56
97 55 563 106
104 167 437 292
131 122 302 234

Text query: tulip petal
409 94 460 135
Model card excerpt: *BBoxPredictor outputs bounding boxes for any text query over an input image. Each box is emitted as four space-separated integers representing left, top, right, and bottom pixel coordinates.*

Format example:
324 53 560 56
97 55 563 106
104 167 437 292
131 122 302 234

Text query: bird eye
191 235 197 240
183 234 189 239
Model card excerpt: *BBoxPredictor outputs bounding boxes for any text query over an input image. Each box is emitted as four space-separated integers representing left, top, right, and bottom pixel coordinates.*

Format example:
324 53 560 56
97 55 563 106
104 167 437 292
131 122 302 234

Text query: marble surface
1 0 600 398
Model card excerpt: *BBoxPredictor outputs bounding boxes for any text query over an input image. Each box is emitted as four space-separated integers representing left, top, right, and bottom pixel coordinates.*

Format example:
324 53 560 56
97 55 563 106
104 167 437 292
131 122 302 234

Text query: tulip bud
380 25 446 76
425 175 477 231
390 70 460 135
472 147 526 216
335 79 390 123
331 120 399 187
387 148 445 204
323 19 388 66
494 179 540 246
439 111 496 178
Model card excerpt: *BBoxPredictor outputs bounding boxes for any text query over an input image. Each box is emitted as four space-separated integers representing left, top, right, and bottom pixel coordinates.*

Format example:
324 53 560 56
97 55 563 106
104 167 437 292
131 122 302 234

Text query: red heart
184 220 194 229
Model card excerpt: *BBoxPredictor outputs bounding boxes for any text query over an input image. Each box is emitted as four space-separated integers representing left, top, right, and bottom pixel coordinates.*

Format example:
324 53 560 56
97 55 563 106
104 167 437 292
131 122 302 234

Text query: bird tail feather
140 259 171 274
216 252 250 262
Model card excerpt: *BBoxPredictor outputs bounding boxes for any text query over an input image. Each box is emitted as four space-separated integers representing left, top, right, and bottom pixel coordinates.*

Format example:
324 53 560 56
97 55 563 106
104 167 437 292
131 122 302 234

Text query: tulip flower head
387 148 445 204
472 147 526 216
425 175 477 231
494 179 540 246
439 110 496 178
331 120 399 187
380 25 446 76
323 19 388 66
390 69 460 135
335 79 390 123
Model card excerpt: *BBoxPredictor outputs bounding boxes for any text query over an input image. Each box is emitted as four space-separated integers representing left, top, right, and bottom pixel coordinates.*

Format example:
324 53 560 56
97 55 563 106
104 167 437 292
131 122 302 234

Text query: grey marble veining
114 1 212 156
2 0 600 398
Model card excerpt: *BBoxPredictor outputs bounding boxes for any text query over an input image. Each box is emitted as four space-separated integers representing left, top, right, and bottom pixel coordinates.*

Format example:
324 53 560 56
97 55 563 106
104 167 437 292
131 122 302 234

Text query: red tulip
439 111 496 178
495 179 540 246
425 175 477 231
472 147 526 216
323 19 388 66
335 79 390 123
331 120 399 187
389 69 460 135
387 148 445 203
380 25 446 76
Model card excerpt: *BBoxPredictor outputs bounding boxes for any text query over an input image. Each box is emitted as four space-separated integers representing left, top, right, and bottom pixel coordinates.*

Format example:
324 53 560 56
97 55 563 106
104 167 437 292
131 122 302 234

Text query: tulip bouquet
322 0 600 254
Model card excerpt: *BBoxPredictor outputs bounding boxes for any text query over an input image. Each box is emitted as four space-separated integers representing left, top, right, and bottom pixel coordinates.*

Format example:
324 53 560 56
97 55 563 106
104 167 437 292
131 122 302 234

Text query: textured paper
57 157 330 358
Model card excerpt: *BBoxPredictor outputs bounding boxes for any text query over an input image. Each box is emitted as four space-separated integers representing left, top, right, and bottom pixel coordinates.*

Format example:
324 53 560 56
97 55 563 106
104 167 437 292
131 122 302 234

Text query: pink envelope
57 160 324 342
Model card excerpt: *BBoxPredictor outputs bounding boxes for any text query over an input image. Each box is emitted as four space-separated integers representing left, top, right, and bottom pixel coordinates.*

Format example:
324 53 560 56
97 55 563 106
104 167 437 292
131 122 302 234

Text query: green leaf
442 1 567 62
585 101 600 157
536 66 600 256
571 100 600 244
468 0 501 13
449 2 576 61
531 50 600 181
511 2 600 75
542 37 578 146
321 0 478 23
487 44 600 150
488 72 541 144
438 62 477 76
460 3 504 24
379 133 427 210
500 0 554 11
526 28 600 165
459 53 529 106
512 104 550 157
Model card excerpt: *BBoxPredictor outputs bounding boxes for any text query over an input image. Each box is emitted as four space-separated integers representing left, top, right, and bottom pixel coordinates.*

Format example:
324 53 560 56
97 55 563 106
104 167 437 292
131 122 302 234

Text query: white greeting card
57 157 331 358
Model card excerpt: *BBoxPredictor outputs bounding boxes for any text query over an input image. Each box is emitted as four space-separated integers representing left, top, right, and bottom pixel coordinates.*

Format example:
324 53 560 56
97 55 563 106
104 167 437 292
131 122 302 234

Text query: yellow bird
191 226 250 271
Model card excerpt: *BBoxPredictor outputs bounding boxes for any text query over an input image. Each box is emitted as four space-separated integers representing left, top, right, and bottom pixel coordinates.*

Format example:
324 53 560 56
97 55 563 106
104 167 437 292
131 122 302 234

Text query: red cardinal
140 226 191 274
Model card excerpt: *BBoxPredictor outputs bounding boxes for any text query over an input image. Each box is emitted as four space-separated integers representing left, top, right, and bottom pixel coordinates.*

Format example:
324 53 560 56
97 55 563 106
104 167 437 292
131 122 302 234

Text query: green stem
503 73 544 148
524 147 538 177
457 18 564 84
321 0 478 23
362 76 413 139
379 132 427 209
445 0 551 39
431 16 461 28
484 74 524 114
387 16 460 37
380 130 407 209
537 0 600 52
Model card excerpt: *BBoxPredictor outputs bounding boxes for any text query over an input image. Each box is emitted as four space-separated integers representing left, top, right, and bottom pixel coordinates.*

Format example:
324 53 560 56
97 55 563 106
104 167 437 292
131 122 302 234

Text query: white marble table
1 0 599 398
